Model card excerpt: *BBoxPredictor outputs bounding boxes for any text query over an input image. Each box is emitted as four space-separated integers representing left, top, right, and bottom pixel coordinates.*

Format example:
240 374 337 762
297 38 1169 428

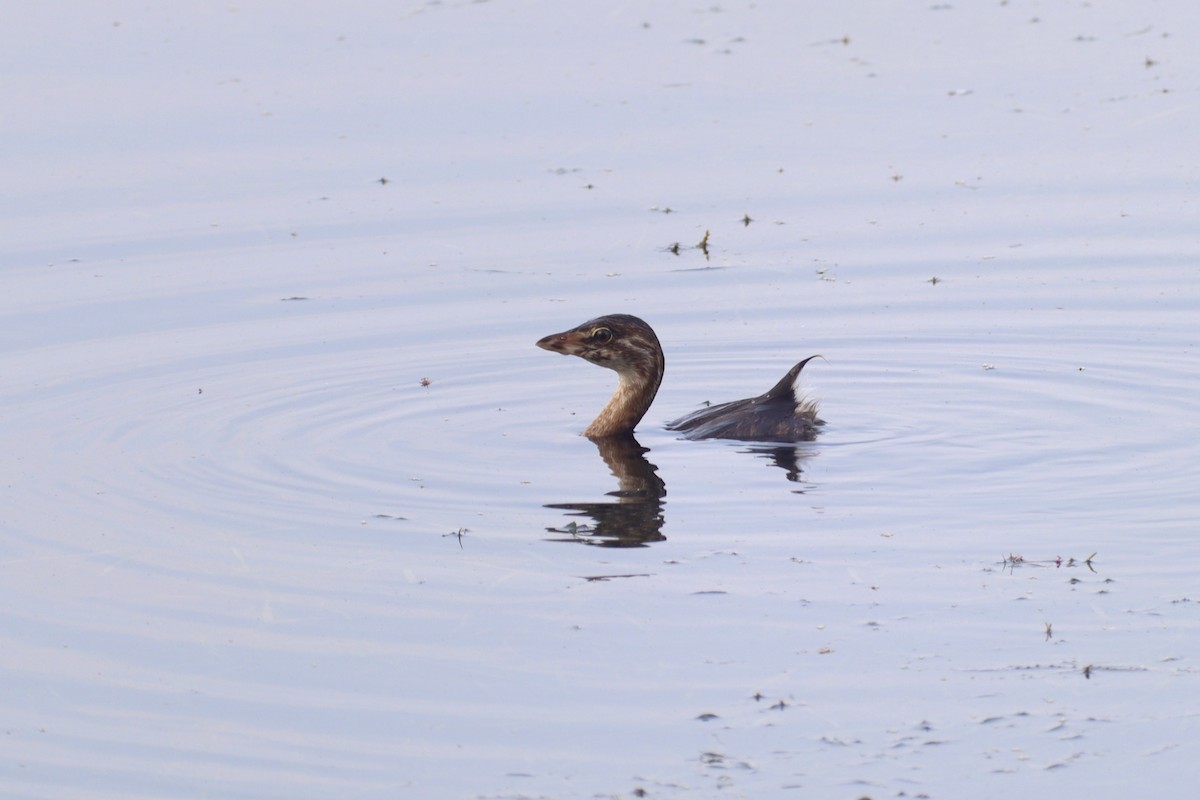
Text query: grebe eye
591 327 613 344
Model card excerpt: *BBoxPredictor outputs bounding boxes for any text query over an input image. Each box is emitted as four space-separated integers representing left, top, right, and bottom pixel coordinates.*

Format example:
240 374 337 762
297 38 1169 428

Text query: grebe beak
536 329 588 356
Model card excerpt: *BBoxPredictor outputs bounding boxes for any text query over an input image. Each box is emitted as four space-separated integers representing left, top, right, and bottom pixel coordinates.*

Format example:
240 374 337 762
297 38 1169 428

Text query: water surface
2 2 1198 798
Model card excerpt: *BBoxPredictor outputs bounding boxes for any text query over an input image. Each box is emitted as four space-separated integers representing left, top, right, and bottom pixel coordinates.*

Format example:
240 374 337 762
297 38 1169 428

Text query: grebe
536 314 823 442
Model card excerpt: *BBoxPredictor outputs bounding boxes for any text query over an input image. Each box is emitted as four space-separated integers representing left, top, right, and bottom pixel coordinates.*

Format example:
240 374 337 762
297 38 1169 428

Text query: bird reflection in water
741 444 818 486
543 438 819 547
544 434 666 547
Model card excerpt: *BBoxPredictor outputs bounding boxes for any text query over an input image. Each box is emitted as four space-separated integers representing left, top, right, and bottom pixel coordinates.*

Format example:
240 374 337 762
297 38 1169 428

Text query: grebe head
536 314 665 438
536 314 664 380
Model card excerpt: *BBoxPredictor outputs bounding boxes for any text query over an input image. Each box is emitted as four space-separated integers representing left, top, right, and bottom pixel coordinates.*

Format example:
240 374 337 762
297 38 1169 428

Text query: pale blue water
2 2 1198 798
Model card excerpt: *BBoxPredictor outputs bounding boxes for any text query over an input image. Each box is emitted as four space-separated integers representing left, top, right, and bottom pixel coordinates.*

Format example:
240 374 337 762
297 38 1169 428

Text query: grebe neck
583 359 663 438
